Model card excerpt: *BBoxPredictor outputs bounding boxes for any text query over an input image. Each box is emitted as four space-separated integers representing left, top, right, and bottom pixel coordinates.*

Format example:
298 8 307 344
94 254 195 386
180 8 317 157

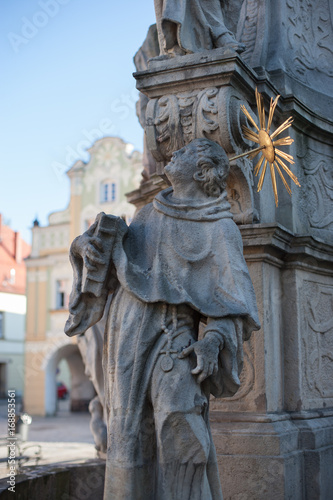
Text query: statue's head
191 138 229 197
164 138 229 198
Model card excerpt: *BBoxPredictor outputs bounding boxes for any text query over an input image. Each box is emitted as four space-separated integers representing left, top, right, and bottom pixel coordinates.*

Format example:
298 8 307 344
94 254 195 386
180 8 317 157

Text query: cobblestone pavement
0 398 97 479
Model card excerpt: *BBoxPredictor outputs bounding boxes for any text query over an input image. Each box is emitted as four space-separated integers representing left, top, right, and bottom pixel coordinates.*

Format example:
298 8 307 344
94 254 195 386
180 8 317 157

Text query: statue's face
164 144 198 185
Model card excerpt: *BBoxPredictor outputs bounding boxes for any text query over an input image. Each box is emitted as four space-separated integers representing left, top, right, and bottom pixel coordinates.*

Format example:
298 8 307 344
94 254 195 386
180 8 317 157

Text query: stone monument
126 1 333 498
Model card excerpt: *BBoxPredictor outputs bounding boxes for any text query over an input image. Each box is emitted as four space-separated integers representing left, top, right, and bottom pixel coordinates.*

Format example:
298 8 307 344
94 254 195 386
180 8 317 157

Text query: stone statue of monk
65 138 259 499
154 0 245 56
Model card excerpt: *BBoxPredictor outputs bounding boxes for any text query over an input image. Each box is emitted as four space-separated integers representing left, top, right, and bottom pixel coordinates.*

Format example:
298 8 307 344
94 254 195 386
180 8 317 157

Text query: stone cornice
240 223 333 273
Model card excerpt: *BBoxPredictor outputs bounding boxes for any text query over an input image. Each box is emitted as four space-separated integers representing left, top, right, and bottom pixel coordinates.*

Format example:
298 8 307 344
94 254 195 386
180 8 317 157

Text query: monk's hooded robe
66 187 260 500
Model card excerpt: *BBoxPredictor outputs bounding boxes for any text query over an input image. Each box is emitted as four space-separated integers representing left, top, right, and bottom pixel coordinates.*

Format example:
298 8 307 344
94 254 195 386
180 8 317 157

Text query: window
0 312 3 339
56 281 68 309
101 181 117 203
0 363 6 397
9 269 15 285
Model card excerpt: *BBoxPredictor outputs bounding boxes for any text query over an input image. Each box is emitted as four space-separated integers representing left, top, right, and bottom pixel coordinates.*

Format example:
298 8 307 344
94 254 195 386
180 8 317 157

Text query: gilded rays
235 89 300 206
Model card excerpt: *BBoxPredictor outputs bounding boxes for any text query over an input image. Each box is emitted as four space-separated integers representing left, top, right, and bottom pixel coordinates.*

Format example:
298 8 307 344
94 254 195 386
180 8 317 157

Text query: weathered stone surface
212 418 303 500
60 2 333 498
154 0 244 56
66 139 260 499
0 460 105 500
129 16 333 496
294 416 333 500
283 268 333 412
207 223 333 498
133 49 333 243
237 0 333 117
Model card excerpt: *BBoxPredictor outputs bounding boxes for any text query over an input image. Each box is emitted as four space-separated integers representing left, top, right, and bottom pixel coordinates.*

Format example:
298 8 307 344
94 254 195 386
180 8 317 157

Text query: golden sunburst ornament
230 89 300 206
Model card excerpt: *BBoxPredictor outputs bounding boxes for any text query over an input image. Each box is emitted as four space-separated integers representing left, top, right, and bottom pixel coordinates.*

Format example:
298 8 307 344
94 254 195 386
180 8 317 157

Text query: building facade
0 215 31 399
24 137 142 415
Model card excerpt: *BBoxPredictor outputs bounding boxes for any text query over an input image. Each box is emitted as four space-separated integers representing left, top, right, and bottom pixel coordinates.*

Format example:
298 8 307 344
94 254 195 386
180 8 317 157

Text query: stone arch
44 343 95 416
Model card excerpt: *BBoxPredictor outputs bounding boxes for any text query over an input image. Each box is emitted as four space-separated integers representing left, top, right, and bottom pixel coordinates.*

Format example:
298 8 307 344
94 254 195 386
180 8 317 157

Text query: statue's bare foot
149 45 186 62
215 32 246 54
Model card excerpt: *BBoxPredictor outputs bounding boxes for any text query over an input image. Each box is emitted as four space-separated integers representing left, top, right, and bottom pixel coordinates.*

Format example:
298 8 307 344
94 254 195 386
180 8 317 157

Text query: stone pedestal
129 5 333 496
210 223 333 499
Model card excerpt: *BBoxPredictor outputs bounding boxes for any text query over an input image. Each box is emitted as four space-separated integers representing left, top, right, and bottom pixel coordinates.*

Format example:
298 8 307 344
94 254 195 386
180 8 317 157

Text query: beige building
24 137 142 415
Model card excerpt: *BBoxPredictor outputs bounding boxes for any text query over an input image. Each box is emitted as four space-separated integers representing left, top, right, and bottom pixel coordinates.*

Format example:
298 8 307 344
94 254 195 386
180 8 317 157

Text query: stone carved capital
146 86 254 162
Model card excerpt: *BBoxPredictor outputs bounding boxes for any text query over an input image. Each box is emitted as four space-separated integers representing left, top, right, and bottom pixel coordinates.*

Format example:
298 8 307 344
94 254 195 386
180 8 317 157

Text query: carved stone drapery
237 0 267 68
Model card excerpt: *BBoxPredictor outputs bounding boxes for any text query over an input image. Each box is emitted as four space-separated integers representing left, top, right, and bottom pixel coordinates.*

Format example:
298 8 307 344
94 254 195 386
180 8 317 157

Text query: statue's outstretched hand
178 334 223 384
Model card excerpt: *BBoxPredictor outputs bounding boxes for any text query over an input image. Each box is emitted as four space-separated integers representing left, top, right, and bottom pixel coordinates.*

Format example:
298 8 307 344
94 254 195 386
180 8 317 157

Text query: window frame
56 280 68 310
100 180 117 203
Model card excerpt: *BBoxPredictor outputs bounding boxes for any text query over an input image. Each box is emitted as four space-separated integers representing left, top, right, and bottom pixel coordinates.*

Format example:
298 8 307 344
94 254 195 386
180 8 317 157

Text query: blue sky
0 0 156 243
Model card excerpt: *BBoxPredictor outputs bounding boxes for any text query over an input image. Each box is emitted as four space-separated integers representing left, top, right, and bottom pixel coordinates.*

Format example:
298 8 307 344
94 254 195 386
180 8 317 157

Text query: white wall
0 292 26 315
0 292 26 396
3 312 25 342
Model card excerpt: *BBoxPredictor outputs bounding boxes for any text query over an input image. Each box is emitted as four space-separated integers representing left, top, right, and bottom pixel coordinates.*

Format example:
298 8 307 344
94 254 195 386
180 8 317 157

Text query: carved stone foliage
302 280 333 399
304 158 333 231
237 0 333 97
299 147 333 238
146 87 252 162
286 0 333 91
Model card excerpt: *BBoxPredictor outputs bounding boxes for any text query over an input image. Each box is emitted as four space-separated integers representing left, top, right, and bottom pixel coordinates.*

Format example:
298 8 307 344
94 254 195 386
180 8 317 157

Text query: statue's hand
72 234 106 272
178 334 223 384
